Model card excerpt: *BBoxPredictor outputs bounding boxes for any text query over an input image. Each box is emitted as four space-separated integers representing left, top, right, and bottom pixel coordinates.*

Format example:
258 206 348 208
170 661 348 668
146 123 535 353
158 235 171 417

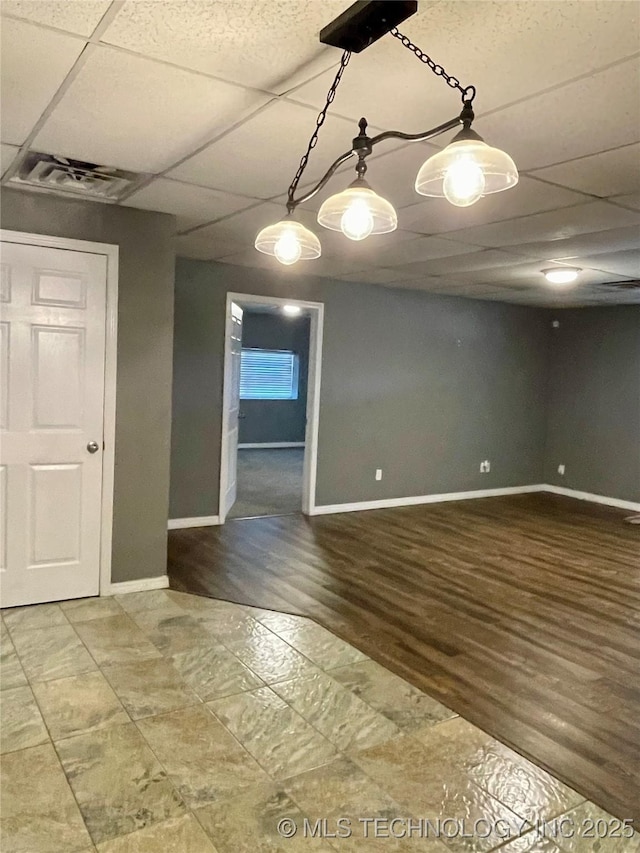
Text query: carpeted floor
228 448 304 519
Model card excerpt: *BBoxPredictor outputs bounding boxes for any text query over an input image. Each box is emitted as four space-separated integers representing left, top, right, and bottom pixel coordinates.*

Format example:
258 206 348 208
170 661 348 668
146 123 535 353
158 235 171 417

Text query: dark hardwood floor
167 493 640 822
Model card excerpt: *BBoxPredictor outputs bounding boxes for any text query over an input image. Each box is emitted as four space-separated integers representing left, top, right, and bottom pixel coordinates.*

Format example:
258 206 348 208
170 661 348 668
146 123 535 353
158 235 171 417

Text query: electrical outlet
558 464 565 476
480 460 491 473
375 468 383 481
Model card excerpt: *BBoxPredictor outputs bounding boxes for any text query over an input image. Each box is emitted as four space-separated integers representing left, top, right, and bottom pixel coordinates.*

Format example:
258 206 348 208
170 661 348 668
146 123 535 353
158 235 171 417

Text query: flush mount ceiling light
255 0 518 266
542 267 582 285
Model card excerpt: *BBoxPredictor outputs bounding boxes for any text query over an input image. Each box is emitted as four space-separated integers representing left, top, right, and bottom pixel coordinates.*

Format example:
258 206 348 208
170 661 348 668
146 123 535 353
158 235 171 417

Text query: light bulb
340 199 374 241
442 157 486 207
273 230 302 265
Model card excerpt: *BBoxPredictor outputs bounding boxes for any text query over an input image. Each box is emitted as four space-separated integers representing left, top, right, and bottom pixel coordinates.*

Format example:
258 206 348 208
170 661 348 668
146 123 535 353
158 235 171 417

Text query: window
240 348 300 400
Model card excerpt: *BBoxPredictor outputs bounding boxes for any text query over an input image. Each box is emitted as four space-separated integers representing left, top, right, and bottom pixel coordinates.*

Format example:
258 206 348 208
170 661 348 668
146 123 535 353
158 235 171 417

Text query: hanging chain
389 28 476 104
287 49 351 209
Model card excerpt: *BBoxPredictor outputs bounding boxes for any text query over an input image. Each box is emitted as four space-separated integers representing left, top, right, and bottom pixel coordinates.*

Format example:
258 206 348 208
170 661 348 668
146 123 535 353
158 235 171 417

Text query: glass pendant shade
415 133 518 207
317 179 397 241
255 219 321 265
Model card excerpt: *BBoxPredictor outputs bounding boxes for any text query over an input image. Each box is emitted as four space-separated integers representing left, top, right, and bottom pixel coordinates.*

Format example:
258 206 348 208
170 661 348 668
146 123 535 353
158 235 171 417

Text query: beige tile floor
1 589 637 852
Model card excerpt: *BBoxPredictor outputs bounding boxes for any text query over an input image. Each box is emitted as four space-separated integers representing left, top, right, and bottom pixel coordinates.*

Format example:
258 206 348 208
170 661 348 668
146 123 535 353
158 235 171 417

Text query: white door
0 241 107 607
221 302 242 520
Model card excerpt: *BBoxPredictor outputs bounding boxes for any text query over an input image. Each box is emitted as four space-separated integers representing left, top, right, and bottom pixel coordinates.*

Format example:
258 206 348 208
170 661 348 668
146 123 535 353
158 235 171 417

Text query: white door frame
1 229 119 597
219 291 324 522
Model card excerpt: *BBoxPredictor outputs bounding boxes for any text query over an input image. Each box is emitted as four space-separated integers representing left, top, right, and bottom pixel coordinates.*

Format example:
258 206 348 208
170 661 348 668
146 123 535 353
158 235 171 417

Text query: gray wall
170 257 550 518
1 188 176 584
239 311 309 445
544 306 640 502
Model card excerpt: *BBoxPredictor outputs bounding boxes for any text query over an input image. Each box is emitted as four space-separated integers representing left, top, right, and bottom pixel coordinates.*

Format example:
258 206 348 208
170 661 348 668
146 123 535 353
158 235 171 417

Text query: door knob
87 441 100 454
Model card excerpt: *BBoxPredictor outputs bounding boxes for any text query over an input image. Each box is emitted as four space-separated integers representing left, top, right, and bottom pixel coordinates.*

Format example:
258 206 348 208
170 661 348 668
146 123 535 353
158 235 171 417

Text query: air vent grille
8 151 142 201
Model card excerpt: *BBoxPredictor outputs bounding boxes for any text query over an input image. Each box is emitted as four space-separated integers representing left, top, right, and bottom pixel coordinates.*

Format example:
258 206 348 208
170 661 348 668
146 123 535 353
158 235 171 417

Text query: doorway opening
219 293 324 523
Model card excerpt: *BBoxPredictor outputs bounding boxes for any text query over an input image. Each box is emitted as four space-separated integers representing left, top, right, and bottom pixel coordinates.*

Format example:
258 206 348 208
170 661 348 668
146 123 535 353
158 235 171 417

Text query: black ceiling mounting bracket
319 1 418 53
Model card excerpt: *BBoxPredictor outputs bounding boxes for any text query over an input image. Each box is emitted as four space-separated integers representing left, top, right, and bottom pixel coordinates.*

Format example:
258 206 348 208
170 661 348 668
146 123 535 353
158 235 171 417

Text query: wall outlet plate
558 464 565 475
375 468 383 481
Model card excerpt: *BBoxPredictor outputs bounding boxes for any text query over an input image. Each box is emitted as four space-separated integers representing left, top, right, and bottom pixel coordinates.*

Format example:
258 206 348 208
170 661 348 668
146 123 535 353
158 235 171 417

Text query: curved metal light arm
288 114 462 211
368 115 461 147
287 149 356 212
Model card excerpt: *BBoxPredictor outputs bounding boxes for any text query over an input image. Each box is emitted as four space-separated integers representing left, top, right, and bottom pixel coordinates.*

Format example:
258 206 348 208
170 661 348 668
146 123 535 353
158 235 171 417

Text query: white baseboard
105 575 169 596
310 484 546 516
168 516 221 530
238 442 305 449
542 484 640 512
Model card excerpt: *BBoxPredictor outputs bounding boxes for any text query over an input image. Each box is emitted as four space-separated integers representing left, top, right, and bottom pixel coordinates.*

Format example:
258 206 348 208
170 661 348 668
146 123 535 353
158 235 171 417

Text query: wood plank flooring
167 493 640 823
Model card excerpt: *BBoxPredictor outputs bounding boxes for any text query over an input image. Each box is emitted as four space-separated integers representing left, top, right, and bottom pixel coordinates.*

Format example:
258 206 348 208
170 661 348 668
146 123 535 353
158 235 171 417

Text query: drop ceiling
1 0 639 307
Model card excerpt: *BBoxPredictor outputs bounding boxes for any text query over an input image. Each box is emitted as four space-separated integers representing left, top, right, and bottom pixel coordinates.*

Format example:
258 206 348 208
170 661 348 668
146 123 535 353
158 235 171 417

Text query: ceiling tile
351 235 483 268
287 255 370 279
396 274 640 306
1 0 111 36
337 267 421 285
176 201 288 260
530 143 640 198
398 249 538 277
290 2 640 126
33 46 269 173
169 100 356 198
0 18 84 145
1 144 21 176
317 227 418 264
216 250 347 280
573 249 640 277
610 192 640 211
383 276 455 292
288 36 468 134
122 178 257 232
476 57 640 172
215 251 281 271
449 201 640 249
101 0 346 94
503 225 640 262
362 142 445 211
399 177 588 235
437 263 629 288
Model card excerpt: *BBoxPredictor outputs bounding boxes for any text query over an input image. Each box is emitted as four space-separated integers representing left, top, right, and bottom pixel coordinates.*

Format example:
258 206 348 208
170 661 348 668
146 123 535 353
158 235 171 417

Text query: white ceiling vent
8 151 142 202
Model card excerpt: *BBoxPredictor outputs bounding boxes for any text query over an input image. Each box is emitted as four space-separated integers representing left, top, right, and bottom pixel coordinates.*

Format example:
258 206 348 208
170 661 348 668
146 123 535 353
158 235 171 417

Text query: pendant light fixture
254 216 320 265
317 118 398 241
255 1 518 266
415 127 519 206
